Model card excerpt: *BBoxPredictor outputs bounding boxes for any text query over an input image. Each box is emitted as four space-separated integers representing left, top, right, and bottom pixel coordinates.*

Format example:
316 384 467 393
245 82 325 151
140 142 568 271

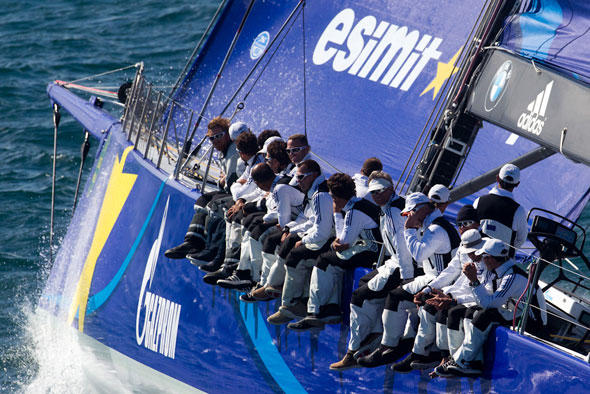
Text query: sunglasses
457 220 476 228
370 188 388 196
208 132 225 142
286 146 307 155
296 172 313 181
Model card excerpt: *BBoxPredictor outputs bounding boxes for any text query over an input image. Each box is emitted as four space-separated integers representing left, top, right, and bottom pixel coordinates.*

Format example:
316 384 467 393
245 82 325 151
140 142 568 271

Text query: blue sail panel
173 0 487 177
501 0 590 81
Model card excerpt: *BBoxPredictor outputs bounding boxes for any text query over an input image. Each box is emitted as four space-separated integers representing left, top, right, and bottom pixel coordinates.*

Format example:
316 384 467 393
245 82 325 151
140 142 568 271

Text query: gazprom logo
250 31 270 60
485 60 512 111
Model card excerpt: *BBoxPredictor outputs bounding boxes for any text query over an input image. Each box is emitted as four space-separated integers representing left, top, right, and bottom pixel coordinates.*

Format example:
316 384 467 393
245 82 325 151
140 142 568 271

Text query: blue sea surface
1 0 590 392
0 1 216 390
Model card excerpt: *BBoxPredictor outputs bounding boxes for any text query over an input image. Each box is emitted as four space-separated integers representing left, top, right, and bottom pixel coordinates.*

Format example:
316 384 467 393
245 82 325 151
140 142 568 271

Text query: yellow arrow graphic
68 145 137 331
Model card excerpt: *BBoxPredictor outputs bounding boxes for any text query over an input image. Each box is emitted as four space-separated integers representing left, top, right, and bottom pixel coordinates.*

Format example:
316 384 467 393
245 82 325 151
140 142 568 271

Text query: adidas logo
517 81 554 136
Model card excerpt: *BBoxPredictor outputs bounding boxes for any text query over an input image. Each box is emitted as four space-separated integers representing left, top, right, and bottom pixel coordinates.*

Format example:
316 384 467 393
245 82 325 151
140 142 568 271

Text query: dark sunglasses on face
457 220 476 228
208 132 225 142
296 172 313 181
370 188 388 196
286 146 307 155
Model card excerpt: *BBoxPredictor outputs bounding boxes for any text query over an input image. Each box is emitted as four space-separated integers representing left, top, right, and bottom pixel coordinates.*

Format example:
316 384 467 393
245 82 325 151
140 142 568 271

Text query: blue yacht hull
42 83 590 393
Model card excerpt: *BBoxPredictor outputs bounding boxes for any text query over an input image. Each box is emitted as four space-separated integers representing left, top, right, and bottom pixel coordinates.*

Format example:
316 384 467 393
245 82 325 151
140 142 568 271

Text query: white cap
401 192 431 214
229 121 249 140
259 136 283 154
475 238 509 257
428 184 450 203
499 163 520 184
459 229 485 253
368 178 393 192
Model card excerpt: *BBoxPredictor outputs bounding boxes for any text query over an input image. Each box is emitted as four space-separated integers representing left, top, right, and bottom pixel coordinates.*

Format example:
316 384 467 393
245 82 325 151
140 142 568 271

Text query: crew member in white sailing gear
394 215 485 373
165 117 241 259
473 163 528 257
287 173 380 331
329 171 412 371
352 157 383 202
197 131 282 273
261 159 333 311
217 157 304 289
286 134 312 180
437 238 529 377
257 129 281 151
428 184 450 213
358 192 460 368
186 131 263 264
216 136 282 266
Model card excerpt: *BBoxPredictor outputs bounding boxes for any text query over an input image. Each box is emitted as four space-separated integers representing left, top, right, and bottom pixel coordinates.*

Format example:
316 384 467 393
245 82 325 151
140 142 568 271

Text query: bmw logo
484 60 512 111
250 31 270 60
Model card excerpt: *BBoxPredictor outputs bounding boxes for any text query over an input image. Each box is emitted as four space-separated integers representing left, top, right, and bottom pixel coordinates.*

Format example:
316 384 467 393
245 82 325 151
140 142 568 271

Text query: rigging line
169 0 229 98
395 0 491 194
310 151 343 174
219 0 306 117
527 303 590 333
183 0 257 154
239 5 302 104
49 103 60 264
301 0 308 136
451 0 505 104
501 241 590 283
73 131 90 212
64 63 140 85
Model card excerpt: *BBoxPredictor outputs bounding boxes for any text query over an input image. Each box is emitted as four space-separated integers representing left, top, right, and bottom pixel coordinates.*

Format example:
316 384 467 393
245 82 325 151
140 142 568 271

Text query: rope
219 0 306 117
236 5 302 108
301 0 308 136
73 131 90 212
513 262 535 330
183 0 257 155
527 303 590 333
49 103 60 264
169 0 229 98
64 63 140 85
394 0 491 194
505 242 590 283
310 151 343 174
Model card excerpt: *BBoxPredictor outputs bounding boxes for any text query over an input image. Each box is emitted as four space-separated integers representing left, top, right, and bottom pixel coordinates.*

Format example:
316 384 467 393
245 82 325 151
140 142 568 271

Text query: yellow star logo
68 146 137 332
421 47 462 99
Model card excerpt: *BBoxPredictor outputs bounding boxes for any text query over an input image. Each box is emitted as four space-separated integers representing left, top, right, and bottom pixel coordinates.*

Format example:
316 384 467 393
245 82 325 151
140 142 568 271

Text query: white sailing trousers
282 259 314 306
348 298 385 351
412 306 437 356
307 265 344 314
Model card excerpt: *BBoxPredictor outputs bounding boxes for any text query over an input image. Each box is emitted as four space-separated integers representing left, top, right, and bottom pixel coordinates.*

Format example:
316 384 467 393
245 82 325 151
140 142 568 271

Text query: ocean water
2 0 590 392
0 1 216 391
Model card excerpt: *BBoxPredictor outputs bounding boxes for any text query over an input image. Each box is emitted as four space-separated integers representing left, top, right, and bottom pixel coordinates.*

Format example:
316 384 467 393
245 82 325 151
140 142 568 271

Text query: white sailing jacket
285 175 334 247
230 153 265 202
263 175 305 228
404 209 455 277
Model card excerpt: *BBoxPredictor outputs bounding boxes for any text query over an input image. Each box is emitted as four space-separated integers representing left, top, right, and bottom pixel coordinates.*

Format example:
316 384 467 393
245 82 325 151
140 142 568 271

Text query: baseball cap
259 136 283 154
459 229 485 253
368 177 393 192
229 121 249 140
456 204 478 224
499 163 520 184
401 192 430 214
428 184 450 203
475 238 510 257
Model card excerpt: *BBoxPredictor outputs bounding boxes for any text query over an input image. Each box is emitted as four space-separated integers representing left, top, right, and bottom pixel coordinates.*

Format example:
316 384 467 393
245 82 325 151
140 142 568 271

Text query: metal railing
121 67 220 191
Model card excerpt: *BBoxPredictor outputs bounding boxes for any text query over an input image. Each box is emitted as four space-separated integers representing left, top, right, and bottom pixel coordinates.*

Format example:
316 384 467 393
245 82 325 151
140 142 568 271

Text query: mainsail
172 0 590 225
